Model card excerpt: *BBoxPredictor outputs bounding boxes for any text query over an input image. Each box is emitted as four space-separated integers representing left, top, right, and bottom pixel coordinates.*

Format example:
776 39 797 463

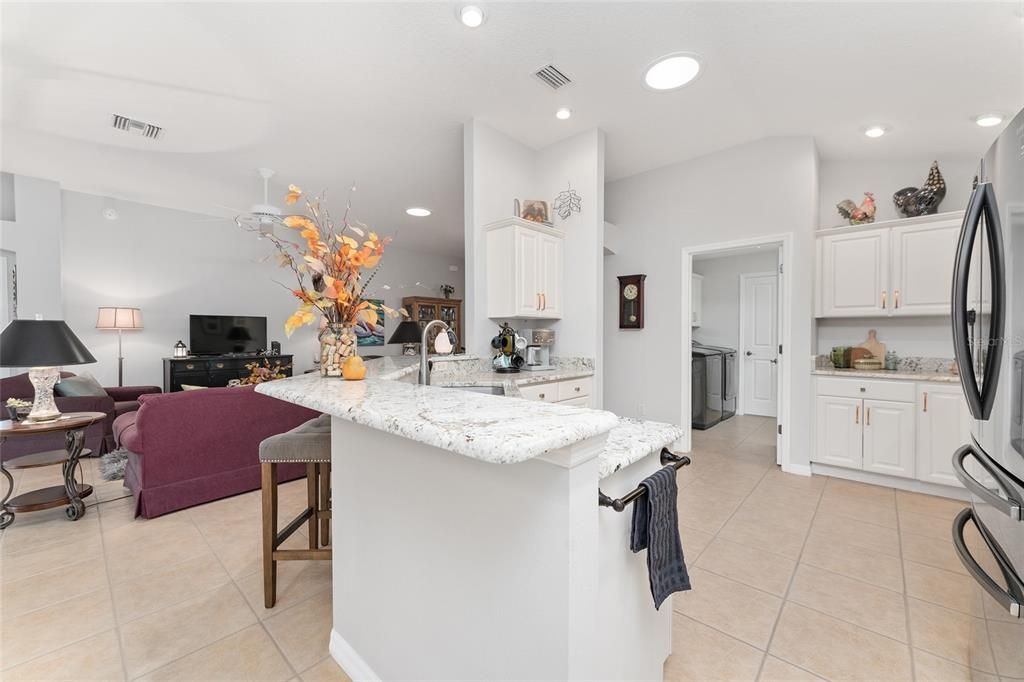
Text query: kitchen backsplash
815 354 956 374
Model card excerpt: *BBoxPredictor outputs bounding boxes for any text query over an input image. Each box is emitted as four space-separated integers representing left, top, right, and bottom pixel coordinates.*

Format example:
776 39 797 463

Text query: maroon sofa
0 372 161 460
114 385 319 518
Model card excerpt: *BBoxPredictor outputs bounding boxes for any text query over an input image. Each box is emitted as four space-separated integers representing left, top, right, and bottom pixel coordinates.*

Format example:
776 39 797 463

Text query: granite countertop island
257 353 682 681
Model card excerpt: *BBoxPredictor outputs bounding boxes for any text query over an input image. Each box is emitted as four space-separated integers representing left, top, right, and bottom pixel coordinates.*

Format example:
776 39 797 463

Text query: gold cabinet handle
536 293 541 310
216 363 225 369
923 392 928 413
894 289 901 309
855 405 860 424
881 290 887 309
866 407 871 426
542 293 547 310
185 363 195 370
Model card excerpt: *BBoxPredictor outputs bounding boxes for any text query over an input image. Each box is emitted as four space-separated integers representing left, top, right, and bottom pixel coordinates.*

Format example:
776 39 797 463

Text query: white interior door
741 273 778 417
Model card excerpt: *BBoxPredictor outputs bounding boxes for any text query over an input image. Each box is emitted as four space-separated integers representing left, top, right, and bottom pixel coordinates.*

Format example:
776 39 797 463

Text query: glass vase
319 323 357 377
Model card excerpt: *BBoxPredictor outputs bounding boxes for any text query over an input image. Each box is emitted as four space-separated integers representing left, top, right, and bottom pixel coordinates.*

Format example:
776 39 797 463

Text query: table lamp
387 319 421 356
96 307 143 386
0 319 97 422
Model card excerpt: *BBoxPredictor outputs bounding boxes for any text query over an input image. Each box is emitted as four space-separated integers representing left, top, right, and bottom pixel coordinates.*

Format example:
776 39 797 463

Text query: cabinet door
691 274 703 327
814 395 863 468
916 385 970 487
539 233 563 318
863 399 916 478
514 228 541 317
820 229 890 317
891 220 960 316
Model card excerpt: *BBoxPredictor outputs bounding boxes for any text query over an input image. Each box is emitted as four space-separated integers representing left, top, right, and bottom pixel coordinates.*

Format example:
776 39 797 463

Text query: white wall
0 174 63 321
464 121 605 404
818 156 977 227
61 191 462 387
693 250 780 350
604 137 818 468
816 317 954 360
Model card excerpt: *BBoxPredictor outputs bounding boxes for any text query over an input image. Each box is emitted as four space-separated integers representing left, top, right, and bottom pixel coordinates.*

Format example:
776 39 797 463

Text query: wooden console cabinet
162 354 293 393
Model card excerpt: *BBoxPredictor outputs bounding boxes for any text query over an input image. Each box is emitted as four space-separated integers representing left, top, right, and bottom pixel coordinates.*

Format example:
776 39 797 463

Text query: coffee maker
520 328 555 372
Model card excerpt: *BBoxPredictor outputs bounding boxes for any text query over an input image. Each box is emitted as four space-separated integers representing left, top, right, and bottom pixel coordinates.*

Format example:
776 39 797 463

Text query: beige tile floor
1 415 1020 681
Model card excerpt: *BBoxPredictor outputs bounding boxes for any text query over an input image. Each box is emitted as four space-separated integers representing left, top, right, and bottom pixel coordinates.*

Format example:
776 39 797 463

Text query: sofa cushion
113 410 139 450
55 373 108 398
114 400 140 417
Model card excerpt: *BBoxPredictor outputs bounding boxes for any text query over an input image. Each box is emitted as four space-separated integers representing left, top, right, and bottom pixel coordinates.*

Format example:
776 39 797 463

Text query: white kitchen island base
327 417 671 681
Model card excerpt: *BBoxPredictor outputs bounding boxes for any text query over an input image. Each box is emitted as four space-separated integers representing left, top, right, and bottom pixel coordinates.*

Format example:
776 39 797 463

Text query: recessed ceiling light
406 207 431 217
644 53 701 91
555 107 572 120
974 114 1004 128
864 125 888 138
459 5 484 28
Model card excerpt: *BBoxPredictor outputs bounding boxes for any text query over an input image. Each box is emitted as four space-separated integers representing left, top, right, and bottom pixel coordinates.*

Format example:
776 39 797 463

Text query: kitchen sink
447 384 504 396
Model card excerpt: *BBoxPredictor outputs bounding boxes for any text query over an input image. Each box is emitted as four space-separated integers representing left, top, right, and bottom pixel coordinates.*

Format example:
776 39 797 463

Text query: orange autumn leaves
250 183 399 337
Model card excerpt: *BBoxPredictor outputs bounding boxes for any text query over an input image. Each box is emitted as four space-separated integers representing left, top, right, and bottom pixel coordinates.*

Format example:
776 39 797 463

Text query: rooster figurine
836 192 877 225
893 161 946 217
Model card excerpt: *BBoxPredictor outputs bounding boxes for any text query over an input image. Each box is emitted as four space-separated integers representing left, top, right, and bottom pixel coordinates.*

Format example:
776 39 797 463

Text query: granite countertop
812 368 961 384
599 418 684 480
257 355 619 464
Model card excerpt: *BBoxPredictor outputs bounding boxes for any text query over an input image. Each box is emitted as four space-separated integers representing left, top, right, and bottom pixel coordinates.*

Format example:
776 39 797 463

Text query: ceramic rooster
893 161 947 217
836 192 877 225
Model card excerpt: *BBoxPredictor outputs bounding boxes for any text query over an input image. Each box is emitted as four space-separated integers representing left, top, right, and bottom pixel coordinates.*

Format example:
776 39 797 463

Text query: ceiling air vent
111 114 163 140
534 64 572 90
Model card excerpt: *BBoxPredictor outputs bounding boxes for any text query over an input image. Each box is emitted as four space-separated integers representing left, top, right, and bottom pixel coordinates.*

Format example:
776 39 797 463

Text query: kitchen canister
831 346 851 369
885 351 898 371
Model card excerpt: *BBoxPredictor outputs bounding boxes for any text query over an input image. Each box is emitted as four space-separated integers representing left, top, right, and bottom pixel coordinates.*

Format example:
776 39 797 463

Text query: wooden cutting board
856 329 886 360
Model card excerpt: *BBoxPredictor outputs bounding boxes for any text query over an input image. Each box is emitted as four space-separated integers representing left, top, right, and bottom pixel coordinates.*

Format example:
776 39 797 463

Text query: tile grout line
896 504 918 682
752 463 828 682
94 494 132 682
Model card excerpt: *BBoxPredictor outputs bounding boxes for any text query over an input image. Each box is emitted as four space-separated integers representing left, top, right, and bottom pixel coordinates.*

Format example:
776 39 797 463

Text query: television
189 315 267 356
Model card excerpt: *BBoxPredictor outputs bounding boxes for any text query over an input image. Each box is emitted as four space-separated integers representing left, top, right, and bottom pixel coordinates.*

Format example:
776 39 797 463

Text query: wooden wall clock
617 274 646 329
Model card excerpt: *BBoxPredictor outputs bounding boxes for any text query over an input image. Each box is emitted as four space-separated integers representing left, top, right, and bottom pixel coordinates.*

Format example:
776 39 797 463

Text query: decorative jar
319 323 357 377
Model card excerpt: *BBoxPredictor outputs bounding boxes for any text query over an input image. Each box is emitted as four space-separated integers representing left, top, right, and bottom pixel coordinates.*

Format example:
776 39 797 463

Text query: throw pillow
180 384 208 391
54 373 108 398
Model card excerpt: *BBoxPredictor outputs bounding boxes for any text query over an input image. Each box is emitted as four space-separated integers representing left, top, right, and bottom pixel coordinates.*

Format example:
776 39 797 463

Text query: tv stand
162 353 293 393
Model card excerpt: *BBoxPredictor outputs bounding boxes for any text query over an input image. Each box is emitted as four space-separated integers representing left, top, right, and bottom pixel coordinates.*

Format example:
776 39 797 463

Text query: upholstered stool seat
260 414 332 608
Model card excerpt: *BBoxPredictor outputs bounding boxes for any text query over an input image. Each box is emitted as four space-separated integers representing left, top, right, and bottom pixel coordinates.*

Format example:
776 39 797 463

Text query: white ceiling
3 2 1022 257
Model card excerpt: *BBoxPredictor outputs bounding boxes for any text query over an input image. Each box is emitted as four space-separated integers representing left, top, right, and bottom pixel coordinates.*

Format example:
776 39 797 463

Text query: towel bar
598 448 691 512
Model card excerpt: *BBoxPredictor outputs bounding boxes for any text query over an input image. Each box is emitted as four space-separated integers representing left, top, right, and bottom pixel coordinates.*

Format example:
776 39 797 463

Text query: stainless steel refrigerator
950 106 1024 673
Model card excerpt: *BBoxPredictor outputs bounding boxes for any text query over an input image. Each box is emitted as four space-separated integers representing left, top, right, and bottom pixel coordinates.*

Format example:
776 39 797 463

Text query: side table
0 411 105 528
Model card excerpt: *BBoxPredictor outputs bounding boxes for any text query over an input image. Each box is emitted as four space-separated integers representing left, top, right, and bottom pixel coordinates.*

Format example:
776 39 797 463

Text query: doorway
682 234 793 470
739 272 779 417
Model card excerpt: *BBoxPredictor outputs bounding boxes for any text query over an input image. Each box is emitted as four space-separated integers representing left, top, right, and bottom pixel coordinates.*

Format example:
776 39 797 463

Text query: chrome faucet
419 320 455 385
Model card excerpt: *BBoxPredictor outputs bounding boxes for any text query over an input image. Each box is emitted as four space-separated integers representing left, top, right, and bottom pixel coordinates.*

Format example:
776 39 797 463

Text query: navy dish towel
630 465 691 609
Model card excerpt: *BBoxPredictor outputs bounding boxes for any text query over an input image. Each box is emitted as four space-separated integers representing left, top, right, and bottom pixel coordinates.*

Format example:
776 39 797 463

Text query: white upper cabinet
890 216 962 316
816 212 964 319
691 274 703 327
485 218 564 320
820 228 890 317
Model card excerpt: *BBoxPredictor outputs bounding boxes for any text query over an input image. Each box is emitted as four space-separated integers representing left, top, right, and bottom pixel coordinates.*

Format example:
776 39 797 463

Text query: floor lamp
96 307 143 386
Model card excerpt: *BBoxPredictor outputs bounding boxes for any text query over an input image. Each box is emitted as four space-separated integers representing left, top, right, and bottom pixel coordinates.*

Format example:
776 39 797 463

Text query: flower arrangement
238 358 292 385
239 184 403 376
5 398 31 421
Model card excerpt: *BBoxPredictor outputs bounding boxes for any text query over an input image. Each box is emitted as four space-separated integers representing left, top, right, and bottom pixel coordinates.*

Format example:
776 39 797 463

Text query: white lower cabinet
916 384 971 486
813 376 970 488
862 399 916 479
518 377 593 408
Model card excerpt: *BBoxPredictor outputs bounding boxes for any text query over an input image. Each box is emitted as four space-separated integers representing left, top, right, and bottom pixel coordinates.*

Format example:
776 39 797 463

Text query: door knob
745 351 753 356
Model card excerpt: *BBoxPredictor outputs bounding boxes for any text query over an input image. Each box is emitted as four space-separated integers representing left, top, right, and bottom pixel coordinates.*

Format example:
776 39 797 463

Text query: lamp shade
387 320 421 344
0 320 97 367
96 307 143 330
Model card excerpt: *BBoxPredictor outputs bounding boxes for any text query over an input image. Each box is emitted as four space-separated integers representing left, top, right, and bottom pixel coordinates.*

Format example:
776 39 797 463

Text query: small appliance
520 328 555 371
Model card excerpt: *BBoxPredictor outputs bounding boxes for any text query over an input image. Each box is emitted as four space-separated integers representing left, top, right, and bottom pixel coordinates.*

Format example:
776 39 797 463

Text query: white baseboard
811 463 971 501
781 462 812 477
330 630 381 682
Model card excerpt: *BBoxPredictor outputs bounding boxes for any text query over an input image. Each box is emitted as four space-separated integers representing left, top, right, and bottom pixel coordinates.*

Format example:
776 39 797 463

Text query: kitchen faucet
419 320 456 385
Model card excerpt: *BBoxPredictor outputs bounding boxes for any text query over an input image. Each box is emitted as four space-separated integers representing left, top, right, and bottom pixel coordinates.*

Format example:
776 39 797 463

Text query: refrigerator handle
952 443 1023 521
952 182 1006 420
952 508 1023 618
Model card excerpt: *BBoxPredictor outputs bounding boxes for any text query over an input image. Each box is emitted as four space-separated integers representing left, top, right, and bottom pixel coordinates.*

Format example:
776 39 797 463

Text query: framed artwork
357 298 386 346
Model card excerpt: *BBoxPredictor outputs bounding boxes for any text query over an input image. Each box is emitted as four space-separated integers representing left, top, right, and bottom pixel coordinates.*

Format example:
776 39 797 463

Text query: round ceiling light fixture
406 207 431 217
458 5 484 28
643 52 701 91
974 113 1004 128
555 107 572 120
863 125 888 138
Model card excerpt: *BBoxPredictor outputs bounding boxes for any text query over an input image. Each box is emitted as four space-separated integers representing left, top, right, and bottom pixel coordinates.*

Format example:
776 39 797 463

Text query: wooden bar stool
260 415 332 608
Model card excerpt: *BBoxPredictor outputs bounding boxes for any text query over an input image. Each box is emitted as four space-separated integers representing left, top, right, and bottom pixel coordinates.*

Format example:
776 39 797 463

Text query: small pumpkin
342 355 366 381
